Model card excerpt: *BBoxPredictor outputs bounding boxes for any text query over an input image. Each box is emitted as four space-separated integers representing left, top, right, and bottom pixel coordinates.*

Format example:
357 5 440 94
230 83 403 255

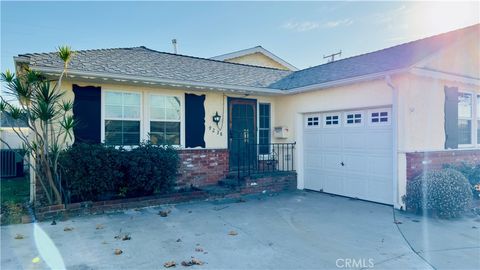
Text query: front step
218 178 241 189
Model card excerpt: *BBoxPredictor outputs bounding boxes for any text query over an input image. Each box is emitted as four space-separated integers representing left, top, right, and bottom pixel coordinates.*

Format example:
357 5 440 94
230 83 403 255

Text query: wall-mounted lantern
212 111 221 128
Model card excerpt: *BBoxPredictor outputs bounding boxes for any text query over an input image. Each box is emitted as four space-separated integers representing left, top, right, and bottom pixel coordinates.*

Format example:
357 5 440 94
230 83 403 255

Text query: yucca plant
0 46 74 205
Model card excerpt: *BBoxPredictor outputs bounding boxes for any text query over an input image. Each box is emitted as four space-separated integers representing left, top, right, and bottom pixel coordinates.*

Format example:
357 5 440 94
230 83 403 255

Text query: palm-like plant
1 46 75 205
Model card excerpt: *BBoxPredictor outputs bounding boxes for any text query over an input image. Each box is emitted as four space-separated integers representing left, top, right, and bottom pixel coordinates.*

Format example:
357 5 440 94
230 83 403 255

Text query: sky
1 1 479 74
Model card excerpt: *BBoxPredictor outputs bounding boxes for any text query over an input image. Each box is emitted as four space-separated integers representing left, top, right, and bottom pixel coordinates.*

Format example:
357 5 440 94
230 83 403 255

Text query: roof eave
30 66 287 96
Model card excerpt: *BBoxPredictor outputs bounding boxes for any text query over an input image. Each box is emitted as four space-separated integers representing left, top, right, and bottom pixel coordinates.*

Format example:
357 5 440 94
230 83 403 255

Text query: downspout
385 75 400 209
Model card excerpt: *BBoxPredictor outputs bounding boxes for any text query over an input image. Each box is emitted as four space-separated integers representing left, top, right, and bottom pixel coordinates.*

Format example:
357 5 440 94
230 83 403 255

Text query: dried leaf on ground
114 249 123 255
176 238 182 242
64 226 74 231
32 257 41 263
228 230 238 236
181 259 204 267
96 224 104 230
158 209 171 217
164 261 176 268
393 220 402 224
14 234 24 240
195 247 204 252
122 234 131 241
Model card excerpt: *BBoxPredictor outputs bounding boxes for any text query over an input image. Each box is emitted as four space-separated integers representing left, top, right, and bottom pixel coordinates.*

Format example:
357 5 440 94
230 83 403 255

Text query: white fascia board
29 66 285 96
211 46 299 71
283 69 408 94
410 67 480 86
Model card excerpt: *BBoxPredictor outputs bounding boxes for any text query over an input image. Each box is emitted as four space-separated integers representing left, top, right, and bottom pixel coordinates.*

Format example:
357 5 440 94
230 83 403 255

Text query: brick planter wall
177 149 229 188
406 149 480 180
34 171 297 221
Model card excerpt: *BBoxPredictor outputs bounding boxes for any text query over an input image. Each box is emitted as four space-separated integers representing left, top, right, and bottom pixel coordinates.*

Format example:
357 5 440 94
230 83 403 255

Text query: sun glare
403 1 479 39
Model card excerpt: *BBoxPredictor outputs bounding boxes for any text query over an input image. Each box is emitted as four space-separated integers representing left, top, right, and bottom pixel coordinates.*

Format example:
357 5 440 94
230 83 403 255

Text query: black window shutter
444 86 459 149
72 84 101 144
185 93 206 148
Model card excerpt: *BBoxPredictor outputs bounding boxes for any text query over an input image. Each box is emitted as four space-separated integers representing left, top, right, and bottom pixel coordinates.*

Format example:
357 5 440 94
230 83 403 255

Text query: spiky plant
0 46 75 205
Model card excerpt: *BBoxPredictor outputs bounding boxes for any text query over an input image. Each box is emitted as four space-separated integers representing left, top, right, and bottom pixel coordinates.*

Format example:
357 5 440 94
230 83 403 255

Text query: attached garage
303 107 393 204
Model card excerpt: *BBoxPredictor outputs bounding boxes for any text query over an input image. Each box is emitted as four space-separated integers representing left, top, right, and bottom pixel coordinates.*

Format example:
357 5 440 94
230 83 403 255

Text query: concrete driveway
1 191 479 270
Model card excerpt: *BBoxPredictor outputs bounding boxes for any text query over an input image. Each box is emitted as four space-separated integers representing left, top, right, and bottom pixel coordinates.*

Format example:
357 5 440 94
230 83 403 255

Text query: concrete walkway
1 191 478 269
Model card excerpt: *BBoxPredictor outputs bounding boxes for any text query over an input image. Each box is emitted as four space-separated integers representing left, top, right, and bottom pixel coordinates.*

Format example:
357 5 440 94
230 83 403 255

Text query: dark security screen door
228 98 257 170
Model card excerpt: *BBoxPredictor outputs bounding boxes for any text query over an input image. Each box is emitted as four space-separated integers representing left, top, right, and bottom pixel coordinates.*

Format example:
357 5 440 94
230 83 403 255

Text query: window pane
150 121 180 145
478 120 480 144
458 93 472 118
124 93 140 106
151 107 166 120
105 120 140 145
151 95 165 107
165 97 180 109
124 105 140 119
477 95 480 118
105 105 122 118
166 108 180 120
458 119 472 144
105 92 122 105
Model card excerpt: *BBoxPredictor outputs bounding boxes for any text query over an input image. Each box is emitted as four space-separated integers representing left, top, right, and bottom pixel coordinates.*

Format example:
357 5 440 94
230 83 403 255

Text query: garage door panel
303 108 393 205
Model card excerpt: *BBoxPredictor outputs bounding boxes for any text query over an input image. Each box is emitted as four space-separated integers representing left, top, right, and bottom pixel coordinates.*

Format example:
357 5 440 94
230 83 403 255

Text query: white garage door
303 108 393 204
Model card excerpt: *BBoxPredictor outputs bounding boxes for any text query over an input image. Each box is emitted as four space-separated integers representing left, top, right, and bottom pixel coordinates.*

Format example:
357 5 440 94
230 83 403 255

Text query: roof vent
323 50 342 63
172 39 178 54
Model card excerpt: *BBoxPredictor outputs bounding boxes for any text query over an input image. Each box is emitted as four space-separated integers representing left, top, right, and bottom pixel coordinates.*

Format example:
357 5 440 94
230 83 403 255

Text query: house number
208 125 223 136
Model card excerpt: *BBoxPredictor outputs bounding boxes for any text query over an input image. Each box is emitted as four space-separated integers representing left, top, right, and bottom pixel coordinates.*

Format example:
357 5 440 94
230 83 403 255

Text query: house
13 24 480 208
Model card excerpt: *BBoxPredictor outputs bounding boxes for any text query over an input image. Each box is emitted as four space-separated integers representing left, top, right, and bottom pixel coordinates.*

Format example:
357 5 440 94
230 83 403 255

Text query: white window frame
323 113 341 128
305 115 321 128
458 91 476 148
147 93 182 146
101 89 143 146
344 111 364 127
368 108 391 126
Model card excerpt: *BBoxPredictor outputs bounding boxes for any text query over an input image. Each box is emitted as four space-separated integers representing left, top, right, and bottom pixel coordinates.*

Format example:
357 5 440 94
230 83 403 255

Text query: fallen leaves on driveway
181 258 204 266
14 234 24 240
164 261 176 268
158 209 171 217
64 226 74 231
195 247 204 252
228 230 238 236
114 249 123 255
393 220 402 224
96 224 105 230
32 257 41 263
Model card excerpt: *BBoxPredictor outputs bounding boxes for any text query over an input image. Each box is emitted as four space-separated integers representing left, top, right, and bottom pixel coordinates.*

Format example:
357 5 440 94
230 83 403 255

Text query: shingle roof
16 24 479 91
18 47 292 89
270 24 479 89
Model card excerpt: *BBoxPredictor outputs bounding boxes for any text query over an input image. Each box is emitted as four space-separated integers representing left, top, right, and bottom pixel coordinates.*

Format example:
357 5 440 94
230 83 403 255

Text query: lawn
1 176 29 204
1 176 29 225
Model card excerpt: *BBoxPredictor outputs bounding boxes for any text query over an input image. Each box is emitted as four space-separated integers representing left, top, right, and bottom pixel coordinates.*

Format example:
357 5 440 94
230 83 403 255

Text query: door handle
340 162 345 166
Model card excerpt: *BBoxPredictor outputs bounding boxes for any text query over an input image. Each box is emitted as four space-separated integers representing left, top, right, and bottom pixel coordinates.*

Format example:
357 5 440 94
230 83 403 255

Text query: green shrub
60 143 123 202
121 143 179 196
444 162 480 199
60 143 179 202
404 169 473 218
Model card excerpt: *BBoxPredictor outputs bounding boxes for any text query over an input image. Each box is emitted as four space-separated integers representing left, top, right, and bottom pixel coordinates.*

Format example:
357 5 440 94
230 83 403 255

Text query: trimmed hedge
444 162 480 200
404 169 473 218
60 143 179 202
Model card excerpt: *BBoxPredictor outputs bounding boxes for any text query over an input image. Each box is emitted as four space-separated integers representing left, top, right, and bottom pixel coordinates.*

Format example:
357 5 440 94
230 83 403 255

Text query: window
458 93 473 145
324 114 340 127
345 112 362 125
149 94 181 145
307 116 319 126
104 91 141 145
259 103 271 154
477 95 480 144
369 109 391 125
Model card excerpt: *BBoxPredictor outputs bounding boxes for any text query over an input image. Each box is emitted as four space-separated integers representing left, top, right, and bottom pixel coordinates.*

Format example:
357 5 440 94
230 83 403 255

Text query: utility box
273 126 289 139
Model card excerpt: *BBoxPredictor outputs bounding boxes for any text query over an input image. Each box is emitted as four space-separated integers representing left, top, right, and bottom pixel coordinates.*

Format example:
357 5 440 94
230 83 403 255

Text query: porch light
212 111 221 127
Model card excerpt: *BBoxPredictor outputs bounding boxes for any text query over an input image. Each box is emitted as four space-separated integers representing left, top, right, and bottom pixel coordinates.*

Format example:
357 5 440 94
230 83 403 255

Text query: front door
228 98 257 171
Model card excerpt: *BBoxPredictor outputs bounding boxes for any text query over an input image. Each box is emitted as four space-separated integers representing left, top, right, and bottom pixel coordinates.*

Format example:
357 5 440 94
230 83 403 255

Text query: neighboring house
13 24 480 208
0 112 29 149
